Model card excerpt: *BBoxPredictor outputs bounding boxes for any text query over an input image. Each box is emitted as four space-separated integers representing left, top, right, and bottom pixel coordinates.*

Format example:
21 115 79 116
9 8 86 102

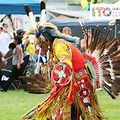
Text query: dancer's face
37 37 49 52
41 40 49 52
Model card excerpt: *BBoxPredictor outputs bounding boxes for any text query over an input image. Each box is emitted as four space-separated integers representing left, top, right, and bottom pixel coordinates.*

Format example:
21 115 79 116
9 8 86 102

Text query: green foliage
0 90 120 120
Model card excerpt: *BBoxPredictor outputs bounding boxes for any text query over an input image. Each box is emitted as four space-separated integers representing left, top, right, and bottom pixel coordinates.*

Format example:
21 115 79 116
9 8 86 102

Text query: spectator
0 43 15 90
1 35 24 91
16 29 25 39
62 27 71 35
4 42 16 70
0 23 13 56
62 26 80 49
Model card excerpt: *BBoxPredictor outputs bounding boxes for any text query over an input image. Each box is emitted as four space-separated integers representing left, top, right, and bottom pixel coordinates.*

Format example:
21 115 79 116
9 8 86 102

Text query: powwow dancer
21 1 120 120
21 23 105 120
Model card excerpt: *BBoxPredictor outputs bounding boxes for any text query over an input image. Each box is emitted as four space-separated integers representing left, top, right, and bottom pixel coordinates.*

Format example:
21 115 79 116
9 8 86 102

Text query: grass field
0 90 120 120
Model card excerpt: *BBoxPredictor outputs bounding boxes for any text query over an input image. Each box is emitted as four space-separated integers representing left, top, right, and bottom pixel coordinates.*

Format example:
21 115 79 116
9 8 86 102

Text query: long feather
99 30 113 56
79 17 86 37
103 86 116 99
102 81 116 99
110 49 120 58
40 0 46 25
112 69 120 74
111 78 120 96
96 29 110 51
24 4 37 30
113 65 120 69
89 27 95 52
106 38 118 48
99 56 108 63
112 58 120 63
103 74 113 83
105 28 113 42
96 27 106 47
24 4 31 16
102 69 110 75
92 26 99 52
105 42 118 56
112 63 120 67
41 0 46 10
101 62 110 68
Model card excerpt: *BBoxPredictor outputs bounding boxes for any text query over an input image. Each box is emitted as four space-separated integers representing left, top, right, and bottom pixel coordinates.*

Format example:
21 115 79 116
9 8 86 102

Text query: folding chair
0 69 20 90
11 79 21 90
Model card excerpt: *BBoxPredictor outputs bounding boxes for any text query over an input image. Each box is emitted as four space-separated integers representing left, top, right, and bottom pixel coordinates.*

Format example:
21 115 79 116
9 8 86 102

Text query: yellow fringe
36 86 70 120
21 80 106 120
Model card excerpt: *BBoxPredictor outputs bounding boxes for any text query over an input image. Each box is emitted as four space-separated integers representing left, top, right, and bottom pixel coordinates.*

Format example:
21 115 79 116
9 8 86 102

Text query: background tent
0 0 40 14
49 18 114 38
49 18 109 27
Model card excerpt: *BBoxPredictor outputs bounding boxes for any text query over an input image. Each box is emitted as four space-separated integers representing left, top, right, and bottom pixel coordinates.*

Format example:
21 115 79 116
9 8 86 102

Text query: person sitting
1 35 24 91
0 43 15 90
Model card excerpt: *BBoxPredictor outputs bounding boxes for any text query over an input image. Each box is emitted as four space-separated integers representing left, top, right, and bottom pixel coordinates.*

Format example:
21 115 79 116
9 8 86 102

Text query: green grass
97 91 120 120
0 90 49 120
0 90 120 120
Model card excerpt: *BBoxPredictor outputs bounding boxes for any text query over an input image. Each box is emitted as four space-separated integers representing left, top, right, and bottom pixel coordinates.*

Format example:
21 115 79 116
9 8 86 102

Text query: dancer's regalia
21 23 105 120
21 2 120 119
83 27 120 98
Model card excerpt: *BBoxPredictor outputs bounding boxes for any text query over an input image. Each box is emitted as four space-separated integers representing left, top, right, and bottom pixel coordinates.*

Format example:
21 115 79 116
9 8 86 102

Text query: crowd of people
0 22 49 92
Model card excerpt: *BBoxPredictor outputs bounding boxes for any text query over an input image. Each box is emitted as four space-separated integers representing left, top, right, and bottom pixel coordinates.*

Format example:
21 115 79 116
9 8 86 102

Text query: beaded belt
75 69 87 79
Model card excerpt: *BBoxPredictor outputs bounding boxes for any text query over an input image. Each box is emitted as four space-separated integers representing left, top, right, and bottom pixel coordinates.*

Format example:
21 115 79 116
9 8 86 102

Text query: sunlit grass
97 91 120 120
0 90 49 120
0 90 119 120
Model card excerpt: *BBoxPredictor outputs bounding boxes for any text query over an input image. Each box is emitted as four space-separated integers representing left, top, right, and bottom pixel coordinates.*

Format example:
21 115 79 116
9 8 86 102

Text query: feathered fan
22 1 53 94
85 26 120 99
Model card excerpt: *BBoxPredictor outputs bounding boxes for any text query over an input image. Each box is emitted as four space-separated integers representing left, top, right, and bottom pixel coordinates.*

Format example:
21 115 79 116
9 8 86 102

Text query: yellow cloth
26 44 35 56
52 38 73 68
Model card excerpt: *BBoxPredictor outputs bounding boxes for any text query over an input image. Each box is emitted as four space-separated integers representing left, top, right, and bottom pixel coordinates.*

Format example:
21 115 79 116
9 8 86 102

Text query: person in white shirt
0 23 13 56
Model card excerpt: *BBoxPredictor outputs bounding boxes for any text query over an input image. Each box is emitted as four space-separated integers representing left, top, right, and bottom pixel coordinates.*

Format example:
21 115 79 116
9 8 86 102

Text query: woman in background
2 35 24 91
